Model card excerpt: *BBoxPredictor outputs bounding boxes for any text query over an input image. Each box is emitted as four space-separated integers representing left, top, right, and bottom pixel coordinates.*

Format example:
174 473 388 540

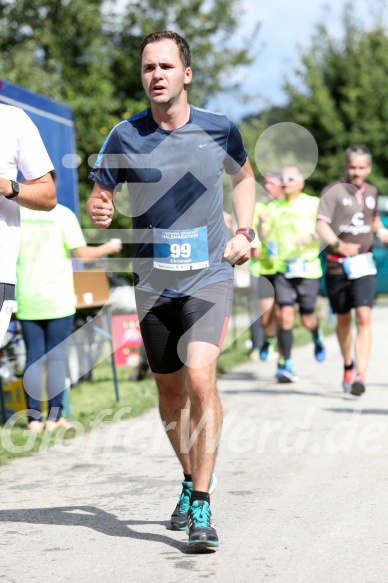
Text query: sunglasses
282 176 303 183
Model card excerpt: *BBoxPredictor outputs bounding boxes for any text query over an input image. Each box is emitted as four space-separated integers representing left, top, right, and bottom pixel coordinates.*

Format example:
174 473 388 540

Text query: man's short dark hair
345 145 372 166
140 31 191 68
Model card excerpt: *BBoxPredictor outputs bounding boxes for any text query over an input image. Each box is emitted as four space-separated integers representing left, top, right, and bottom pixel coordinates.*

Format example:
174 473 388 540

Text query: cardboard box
73 270 111 309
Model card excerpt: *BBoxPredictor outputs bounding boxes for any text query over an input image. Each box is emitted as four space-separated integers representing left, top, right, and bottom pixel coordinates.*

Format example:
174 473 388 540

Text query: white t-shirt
0 104 54 284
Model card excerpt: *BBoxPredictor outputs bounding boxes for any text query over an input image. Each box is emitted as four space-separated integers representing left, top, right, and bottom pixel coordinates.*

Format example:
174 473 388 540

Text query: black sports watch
236 227 256 242
5 180 20 200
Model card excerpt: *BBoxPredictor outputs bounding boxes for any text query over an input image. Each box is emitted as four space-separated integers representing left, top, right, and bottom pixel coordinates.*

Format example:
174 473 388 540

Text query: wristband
235 228 255 242
5 180 20 200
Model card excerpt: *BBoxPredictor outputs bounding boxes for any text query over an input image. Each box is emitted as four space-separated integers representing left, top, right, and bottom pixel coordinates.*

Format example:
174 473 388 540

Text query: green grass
218 328 251 374
0 362 158 466
0 316 334 466
70 364 157 423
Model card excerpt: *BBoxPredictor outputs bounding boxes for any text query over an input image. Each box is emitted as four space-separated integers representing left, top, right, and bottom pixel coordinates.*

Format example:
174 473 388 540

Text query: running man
87 31 256 549
316 145 388 395
262 165 326 382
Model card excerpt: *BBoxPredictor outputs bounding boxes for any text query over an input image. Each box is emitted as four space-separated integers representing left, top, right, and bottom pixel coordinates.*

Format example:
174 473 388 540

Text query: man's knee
158 389 188 412
300 311 316 328
337 312 352 330
154 372 187 410
186 370 218 407
279 305 294 328
355 308 371 328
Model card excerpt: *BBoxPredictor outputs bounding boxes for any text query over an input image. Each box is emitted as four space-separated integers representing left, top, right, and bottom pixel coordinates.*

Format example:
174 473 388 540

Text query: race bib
153 226 209 271
340 253 377 280
284 258 306 279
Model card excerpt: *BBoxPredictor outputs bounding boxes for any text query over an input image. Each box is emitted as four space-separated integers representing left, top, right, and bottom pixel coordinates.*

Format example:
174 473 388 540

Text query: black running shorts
273 273 320 315
325 272 376 314
135 280 234 374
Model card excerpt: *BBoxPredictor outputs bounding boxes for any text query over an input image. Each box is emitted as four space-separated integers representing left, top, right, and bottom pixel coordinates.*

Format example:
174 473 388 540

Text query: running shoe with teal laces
171 480 192 530
277 359 298 383
170 474 217 530
187 500 219 549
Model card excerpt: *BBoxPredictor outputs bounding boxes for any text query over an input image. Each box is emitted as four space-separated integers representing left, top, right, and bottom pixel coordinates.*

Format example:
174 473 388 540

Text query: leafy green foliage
281 3 388 194
240 3 388 196
112 0 257 107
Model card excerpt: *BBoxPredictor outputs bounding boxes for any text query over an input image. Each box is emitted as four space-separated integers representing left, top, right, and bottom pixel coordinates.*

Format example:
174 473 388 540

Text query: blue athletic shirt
89 105 248 297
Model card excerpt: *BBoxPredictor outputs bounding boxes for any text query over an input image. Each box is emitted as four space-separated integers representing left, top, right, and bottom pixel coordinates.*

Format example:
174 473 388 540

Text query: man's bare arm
224 159 256 266
316 218 360 257
231 159 256 230
0 174 56 210
73 240 122 260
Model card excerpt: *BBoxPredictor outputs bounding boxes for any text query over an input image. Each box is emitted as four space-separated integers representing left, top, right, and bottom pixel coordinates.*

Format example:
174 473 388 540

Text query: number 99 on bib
153 226 209 271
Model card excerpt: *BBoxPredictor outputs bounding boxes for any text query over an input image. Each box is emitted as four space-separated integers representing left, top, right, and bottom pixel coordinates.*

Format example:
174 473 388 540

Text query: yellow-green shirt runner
265 193 322 279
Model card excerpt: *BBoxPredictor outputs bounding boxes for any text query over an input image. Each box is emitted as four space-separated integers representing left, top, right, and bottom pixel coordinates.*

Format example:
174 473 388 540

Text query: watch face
5 181 19 199
12 181 20 196
236 228 255 241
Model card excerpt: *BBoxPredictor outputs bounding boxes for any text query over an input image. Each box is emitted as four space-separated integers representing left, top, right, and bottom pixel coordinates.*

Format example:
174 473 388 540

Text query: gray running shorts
274 273 320 315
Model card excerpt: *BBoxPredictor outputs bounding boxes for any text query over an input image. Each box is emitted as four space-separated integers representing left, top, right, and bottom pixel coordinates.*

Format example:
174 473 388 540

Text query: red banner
111 314 142 367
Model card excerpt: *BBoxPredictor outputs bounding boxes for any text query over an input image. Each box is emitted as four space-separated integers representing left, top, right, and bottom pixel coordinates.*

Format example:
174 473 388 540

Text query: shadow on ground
0 506 216 555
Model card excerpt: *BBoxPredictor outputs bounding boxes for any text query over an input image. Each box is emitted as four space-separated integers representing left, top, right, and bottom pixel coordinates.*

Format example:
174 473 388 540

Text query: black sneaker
170 480 192 530
350 375 366 396
187 500 219 549
170 474 217 531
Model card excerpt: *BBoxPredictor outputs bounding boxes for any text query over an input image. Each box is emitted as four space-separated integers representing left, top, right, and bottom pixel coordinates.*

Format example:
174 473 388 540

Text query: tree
0 0 120 211
110 0 258 109
0 0 259 231
280 2 388 195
